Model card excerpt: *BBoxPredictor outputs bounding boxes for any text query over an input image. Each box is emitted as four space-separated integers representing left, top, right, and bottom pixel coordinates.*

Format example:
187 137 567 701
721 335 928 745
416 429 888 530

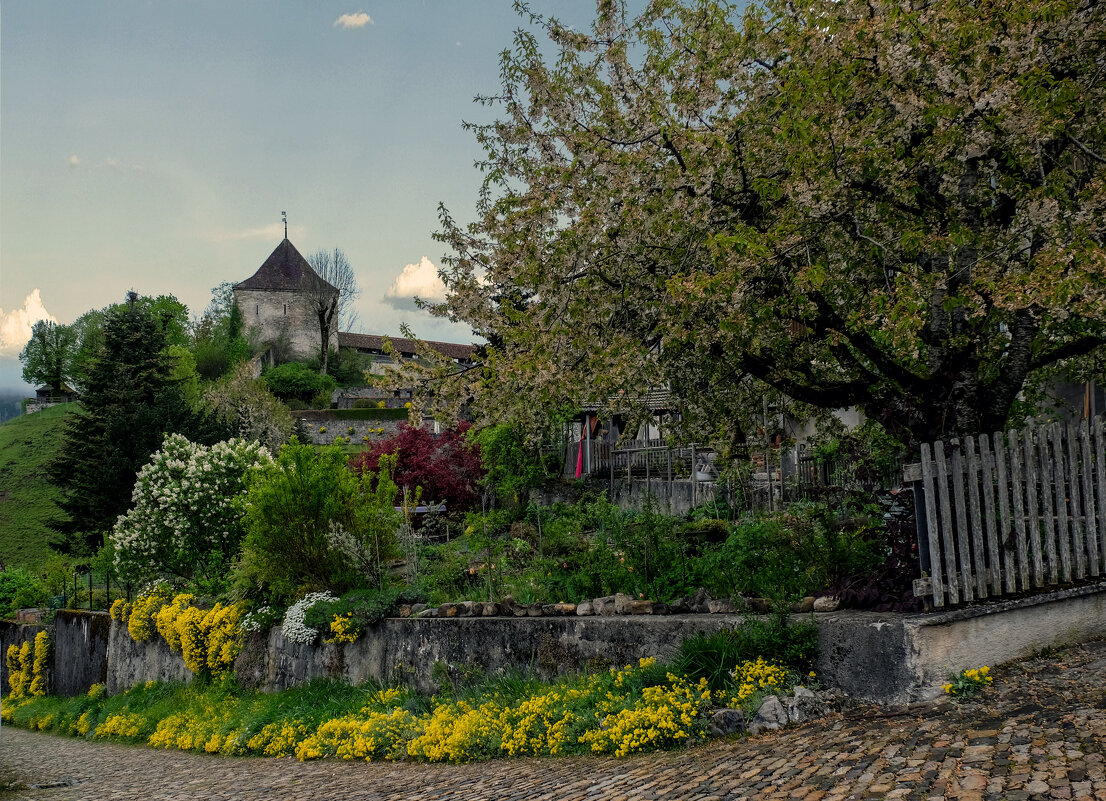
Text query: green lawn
0 404 72 572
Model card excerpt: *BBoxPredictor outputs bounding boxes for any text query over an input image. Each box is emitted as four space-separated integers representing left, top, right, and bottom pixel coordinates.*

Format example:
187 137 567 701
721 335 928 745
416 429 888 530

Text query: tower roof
234 239 337 293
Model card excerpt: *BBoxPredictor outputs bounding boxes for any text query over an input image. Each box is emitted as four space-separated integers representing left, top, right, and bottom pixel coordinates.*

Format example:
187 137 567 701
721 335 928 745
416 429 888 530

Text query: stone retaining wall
13 581 1105 704
51 610 111 697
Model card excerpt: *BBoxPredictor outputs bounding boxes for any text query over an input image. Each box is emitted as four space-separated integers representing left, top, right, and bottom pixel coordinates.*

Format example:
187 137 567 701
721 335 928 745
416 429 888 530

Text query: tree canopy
49 292 230 556
19 320 77 391
430 0 1106 446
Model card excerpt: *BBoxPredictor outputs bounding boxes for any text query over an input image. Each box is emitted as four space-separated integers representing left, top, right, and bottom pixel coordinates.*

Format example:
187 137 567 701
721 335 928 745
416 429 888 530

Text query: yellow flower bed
115 591 243 678
5 633 50 699
326 613 360 644
730 657 792 705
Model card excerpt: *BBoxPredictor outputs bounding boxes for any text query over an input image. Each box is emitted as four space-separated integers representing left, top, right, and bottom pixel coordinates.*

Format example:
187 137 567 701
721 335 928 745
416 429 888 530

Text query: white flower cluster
281 591 336 645
109 434 272 583
240 606 274 633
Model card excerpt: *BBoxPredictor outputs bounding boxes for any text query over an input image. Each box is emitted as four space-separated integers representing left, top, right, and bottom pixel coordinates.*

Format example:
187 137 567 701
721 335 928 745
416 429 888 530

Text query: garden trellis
910 416 1106 608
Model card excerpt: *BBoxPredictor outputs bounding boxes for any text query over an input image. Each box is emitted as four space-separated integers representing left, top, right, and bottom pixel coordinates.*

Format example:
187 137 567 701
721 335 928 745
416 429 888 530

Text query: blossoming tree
427 0 1106 445
110 434 272 584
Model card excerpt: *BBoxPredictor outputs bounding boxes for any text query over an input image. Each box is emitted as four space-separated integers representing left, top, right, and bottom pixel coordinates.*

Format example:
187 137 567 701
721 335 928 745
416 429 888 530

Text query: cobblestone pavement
3 640 1106 801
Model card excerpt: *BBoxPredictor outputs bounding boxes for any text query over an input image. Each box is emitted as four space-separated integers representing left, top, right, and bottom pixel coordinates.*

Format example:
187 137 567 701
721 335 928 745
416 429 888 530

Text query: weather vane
282 210 287 239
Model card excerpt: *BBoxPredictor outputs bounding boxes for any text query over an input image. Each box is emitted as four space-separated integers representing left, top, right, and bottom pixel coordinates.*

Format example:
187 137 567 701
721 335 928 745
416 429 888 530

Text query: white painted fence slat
933 440 960 606
920 444 945 608
1079 421 1099 577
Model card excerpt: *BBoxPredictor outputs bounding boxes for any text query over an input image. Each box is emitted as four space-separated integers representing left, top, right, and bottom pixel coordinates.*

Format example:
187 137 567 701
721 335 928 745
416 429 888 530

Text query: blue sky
0 1 595 390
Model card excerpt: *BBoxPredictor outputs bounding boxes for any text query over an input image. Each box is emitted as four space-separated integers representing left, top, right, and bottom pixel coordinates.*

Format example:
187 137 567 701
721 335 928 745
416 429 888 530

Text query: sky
0 1 597 391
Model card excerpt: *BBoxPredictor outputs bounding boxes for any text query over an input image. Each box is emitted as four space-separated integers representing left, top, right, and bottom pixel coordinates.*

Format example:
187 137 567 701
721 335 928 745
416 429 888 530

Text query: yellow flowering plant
943 666 993 699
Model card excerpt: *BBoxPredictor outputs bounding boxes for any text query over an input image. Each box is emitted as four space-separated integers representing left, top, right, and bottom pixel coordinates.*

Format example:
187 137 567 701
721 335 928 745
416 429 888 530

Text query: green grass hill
0 404 72 572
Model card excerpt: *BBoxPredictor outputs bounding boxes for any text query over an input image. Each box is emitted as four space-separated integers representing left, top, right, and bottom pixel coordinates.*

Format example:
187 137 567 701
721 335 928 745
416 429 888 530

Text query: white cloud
0 290 57 358
334 11 373 29
383 256 447 311
68 154 80 167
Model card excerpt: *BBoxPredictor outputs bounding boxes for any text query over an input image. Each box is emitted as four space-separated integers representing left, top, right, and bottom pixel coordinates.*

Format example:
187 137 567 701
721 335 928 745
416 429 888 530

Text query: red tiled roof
337 332 476 361
234 239 337 293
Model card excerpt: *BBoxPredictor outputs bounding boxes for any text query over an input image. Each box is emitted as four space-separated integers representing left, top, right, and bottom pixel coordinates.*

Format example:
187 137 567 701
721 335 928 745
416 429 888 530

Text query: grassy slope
0 404 72 572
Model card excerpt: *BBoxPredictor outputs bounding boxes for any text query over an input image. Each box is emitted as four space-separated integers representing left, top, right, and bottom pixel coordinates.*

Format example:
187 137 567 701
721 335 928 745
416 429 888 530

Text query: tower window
283 304 287 315
255 304 259 315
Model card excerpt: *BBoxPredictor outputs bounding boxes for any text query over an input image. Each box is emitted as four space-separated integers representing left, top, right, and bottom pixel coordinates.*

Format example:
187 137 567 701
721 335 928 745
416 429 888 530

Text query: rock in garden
416 607 437 618
593 595 617 616
410 603 427 615
439 603 458 618
798 596 816 613
526 604 543 617
749 695 788 734
543 603 576 616
652 603 671 615
513 605 529 617
784 691 830 723
813 596 840 612
455 601 476 617
613 592 634 614
576 600 595 616
499 595 517 612
481 603 500 617
627 600 653 615
792 685 815 698
708 708 746 737
397 604 412 617
707 599 739 614
746 597 772 614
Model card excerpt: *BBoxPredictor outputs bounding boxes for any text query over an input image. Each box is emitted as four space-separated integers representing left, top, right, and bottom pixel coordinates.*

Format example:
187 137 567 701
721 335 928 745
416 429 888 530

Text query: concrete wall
106 619 190 695
0 621 46 693
233 615 749 695
81 580 1106 704
606 479 721 516
51 611 111 697
815 583 1106 704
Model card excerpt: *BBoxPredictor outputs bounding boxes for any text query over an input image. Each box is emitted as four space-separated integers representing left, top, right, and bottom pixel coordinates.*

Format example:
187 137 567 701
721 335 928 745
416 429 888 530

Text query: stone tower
233 238 338 361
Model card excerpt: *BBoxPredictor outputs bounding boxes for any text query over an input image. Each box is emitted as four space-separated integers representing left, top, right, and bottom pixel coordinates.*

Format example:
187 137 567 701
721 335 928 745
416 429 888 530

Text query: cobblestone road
3 640 1106 801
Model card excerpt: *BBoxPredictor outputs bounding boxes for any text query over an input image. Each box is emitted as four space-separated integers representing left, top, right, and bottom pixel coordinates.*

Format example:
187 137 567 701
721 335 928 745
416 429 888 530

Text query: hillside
0 404 72 571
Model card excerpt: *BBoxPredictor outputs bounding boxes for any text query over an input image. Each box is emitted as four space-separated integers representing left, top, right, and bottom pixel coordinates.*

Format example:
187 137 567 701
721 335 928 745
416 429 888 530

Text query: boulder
784 690 830 723
455 601 476 617
813 596 840 612
745 597 773 614
396 604 412 618
707 599 740 614
652 603 671 616
439 603 458 618
526 604 543 617
576 600 595 616
613 592 634 615
592 595 617 616
748 695 788 734
410 603 428 616
708 708 746 737
543 603 577 616
627 600 654 615
416 607 437 619
481 603 500 617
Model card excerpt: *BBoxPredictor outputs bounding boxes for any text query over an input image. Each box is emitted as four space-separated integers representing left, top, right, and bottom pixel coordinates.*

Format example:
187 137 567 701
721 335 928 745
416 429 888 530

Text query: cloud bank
334 12 373 29
0 289 56 358
383 257 447 311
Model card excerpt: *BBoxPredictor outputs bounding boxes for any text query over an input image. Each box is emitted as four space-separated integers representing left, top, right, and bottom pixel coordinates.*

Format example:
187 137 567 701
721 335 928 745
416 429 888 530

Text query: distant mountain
0 391 25 424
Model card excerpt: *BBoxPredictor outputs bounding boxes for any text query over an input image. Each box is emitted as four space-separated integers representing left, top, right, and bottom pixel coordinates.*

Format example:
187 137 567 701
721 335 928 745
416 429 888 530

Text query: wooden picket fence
910 416 1106 608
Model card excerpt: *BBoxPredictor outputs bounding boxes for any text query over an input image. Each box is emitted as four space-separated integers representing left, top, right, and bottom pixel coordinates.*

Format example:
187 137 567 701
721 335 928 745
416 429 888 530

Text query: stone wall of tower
235 288 336 361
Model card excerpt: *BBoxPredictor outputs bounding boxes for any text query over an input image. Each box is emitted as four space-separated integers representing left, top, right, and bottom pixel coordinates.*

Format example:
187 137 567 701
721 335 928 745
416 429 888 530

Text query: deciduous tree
431 0 1106 445
19 320 77 392
307 248 361 376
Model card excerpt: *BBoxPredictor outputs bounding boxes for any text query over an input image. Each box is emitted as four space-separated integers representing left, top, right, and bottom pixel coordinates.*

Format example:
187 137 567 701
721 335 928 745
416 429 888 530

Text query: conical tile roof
234 239 337 293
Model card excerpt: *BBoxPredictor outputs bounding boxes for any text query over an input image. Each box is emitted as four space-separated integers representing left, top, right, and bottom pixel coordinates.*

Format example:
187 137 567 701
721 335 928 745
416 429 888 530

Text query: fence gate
909 416 1106 608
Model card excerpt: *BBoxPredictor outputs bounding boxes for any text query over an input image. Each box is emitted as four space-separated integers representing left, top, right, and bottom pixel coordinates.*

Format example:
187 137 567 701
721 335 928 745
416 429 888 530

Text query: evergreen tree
49 291 230 556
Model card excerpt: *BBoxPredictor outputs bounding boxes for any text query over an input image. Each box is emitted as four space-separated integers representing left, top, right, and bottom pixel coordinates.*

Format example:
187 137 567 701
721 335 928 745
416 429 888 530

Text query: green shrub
0 570 48 619
671 613 818 691
262 363 337 404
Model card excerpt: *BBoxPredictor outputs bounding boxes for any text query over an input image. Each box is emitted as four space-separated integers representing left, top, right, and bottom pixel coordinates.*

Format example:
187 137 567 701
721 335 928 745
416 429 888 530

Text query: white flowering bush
110 434 272 584
281 592 336 645
240 606 281 634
